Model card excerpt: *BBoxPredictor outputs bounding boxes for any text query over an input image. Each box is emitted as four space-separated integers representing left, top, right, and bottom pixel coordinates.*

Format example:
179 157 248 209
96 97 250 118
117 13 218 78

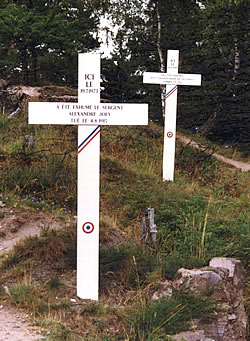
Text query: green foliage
46 276 63 290
191 0 249 149
0 1 99 85
80 302 108 316
0 109 77 212
176 147 219 186
224 231 250 268
43 323 73 341
2 253 20 268
9 282 35 304
0 72 249 340
105 0 202 123
126 291 217 339
100 243 160 289
9 281 48 313
104 0 249 149
1 223 76 271
161 254 206 280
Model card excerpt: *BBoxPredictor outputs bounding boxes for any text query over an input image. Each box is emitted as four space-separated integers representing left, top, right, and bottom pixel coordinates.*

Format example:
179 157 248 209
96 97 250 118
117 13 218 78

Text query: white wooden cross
29 53 148 300
143 50 201 181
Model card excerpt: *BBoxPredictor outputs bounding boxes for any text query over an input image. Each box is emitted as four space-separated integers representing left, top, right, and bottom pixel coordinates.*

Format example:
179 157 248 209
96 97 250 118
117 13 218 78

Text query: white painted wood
28 53 148 300
143 72 201 86
163 50 179 181
143 50 202 181
77 54 100 301
28 102 148 125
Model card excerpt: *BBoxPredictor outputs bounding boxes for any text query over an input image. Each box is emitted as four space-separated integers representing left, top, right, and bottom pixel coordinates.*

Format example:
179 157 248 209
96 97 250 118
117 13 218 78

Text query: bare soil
0 207 63 340
0 207 62 256
0 304 45 341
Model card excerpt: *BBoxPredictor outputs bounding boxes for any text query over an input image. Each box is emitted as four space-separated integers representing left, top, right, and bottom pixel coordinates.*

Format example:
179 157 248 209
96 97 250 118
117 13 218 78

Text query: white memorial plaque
143 50 202 181
29 102 148 125
143 72 201 86
29 53 148 300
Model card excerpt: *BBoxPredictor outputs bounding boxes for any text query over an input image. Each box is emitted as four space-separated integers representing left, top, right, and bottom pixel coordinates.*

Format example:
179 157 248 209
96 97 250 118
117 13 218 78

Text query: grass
0 86 249 339
126 290 217 340
178 127 250 162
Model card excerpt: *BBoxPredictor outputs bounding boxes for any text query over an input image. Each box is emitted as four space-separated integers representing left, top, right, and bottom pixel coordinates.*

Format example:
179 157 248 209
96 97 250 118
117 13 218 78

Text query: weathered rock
153 257 247 341
209 257 244 287
171 330 214 341
176 267 225 294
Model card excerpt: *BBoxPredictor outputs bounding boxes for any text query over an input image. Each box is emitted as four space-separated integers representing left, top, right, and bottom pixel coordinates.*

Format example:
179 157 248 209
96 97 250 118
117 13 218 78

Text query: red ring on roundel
82 222 94 234
167 131 173 138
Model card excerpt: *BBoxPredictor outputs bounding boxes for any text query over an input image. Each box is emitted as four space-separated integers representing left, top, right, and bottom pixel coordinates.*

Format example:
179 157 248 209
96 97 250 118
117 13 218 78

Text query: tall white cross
143 50 201 181
29 53 148 300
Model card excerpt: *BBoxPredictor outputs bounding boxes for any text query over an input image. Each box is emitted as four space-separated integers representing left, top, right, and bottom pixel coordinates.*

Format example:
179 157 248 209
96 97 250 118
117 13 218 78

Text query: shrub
100 243 161 290
9 281 48 314
127 290 217 340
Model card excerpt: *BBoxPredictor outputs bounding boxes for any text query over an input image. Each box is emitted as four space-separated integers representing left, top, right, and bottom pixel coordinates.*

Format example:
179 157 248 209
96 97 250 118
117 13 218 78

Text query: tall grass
0 93 249 339
126 290 217 340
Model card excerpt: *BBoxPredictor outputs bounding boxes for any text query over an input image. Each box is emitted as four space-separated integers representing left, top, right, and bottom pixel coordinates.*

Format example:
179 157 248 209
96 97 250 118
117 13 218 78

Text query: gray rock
177 268 223 294
153 257 247 341
170 330 215 341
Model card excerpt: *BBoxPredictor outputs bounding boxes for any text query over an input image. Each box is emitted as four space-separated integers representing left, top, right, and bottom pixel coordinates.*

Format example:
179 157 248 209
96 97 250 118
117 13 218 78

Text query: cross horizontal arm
143 72 201 86
28 102 148 126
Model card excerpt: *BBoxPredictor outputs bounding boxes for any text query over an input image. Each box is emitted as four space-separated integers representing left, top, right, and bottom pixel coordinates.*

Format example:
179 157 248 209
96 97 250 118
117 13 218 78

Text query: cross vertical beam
163 50 179 181
77 54 100 300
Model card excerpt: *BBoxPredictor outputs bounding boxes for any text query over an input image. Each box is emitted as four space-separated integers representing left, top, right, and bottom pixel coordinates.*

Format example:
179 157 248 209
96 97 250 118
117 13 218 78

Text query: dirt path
0 305 45 341
0 207 63 340
177 133 250 172
0 208 62 256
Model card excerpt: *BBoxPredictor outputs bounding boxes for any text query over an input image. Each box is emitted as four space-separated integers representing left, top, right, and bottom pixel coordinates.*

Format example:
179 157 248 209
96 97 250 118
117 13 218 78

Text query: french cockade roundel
82 222 94 234
167 131 173 138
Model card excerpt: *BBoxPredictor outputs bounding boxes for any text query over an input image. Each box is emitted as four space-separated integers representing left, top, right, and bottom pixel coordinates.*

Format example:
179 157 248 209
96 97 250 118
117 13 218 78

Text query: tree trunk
20 47 29 85
156 0 166 121
31 47 38 85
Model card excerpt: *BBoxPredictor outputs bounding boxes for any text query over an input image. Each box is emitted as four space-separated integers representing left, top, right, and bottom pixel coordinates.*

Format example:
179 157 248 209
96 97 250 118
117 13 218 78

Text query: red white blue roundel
82 222 94 234
167 131 173 138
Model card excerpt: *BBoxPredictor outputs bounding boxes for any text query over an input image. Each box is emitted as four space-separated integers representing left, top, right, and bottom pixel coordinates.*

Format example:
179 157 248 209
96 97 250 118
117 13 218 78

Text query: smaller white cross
143 50 202 181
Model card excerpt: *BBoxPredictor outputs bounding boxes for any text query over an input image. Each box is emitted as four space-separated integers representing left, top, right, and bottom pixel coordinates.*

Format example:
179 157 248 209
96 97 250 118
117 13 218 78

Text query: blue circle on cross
82 222 94 234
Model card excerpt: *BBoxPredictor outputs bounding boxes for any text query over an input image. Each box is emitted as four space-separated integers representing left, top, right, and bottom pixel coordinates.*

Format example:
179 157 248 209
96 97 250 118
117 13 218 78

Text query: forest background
0 1 249 339
0 0 249 152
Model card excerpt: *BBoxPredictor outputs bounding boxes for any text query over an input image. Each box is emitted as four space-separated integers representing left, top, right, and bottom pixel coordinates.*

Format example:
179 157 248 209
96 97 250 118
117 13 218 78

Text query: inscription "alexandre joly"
55 104 124 124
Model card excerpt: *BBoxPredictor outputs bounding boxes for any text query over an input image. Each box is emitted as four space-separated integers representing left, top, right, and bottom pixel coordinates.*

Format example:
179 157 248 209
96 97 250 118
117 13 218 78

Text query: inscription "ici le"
85 73 94 87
